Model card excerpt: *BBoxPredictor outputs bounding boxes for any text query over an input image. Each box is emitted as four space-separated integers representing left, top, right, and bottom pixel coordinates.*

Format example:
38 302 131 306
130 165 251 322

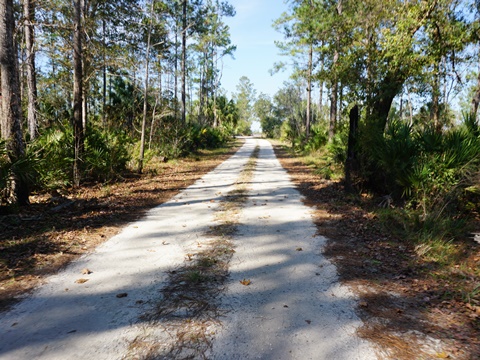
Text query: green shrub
31 126 74 189
326 130 348 165
372 121 419 196
84 126 132 181
304 123 329 153
194 126 230 149
153 119 192 158
31 125 133 189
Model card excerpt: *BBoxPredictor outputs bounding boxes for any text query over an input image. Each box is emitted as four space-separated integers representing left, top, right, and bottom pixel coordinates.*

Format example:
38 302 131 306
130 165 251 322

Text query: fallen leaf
436 352 449 358
240 279 251 286
75 278 89 284
305 320 312 324
296 247 303 251
116 293 128 298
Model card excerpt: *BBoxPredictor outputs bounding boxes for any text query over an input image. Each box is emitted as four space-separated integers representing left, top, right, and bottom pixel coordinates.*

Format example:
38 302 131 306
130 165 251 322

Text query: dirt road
0 138 377 359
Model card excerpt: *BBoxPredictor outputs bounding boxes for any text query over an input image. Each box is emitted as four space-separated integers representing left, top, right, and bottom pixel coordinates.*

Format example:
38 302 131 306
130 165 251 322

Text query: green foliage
233 76 257 135
84 126 133 182
304 123 329 153
32 127 74 189
0 139 41 205
370 121 419 196
326 131 348 165
261 116 282 138
192 126 230 149
31 125 133 189
149 120 231 161
369 115 480 225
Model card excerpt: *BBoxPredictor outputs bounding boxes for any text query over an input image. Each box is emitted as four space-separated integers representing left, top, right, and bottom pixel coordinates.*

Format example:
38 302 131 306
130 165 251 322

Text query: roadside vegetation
251 1 480 357
1 0 250 211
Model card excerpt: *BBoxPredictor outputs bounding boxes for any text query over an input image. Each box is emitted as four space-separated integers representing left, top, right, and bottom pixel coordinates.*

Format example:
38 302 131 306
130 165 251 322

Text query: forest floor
0 138 479 359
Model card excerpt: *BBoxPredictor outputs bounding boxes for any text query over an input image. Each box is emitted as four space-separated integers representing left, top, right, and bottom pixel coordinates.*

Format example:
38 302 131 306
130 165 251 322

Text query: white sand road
0 138 377 360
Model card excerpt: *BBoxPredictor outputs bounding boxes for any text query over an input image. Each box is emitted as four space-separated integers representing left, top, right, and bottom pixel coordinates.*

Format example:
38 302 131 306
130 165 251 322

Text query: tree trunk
432 63 441 132
137 0 154 174
369 72 405 134
329 79 337 140
102 18 107 128
318 81 323 112
329 1 342 141
181 0 187 124
306 42 312 140
0 0 29 205
471 70 480 117
73 0 84 187
174 23 178 119
23 0 38 140
345 104 359 193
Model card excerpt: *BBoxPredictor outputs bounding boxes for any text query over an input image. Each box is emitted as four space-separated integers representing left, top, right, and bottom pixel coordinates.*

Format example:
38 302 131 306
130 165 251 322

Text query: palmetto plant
0 139 40 205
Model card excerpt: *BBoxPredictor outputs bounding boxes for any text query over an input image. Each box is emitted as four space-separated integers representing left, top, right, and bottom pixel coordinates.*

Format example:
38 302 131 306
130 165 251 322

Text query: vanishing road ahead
0 138 377 360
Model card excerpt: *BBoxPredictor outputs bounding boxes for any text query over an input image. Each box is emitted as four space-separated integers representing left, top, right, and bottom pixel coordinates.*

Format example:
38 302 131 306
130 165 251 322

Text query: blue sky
220 0 292 100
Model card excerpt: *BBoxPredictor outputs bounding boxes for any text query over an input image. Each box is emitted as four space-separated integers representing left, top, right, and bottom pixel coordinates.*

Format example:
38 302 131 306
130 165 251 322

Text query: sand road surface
0 138 377 360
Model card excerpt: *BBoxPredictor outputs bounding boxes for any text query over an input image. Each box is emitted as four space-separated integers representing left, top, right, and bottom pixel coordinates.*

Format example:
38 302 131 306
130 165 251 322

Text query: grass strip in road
127 146 260 359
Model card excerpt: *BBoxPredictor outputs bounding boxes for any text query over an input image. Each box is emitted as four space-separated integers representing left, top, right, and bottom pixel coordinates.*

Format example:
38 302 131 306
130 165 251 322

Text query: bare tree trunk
181 0 187 124
73 0 84 187
318 42 324 115
198 51 207 124
318 81 323 111
345 105 359 193
399 96 403 120
329 80 338 140
23 0 37 140
329 0 342 141
1 0 29 205
102 18 107 128
149 96 158 150
137 0 154 174
408 91 414 125
432 63 441 132
472 69 480 117
174 24 178 119
82 95 87 130
306 42 312 140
